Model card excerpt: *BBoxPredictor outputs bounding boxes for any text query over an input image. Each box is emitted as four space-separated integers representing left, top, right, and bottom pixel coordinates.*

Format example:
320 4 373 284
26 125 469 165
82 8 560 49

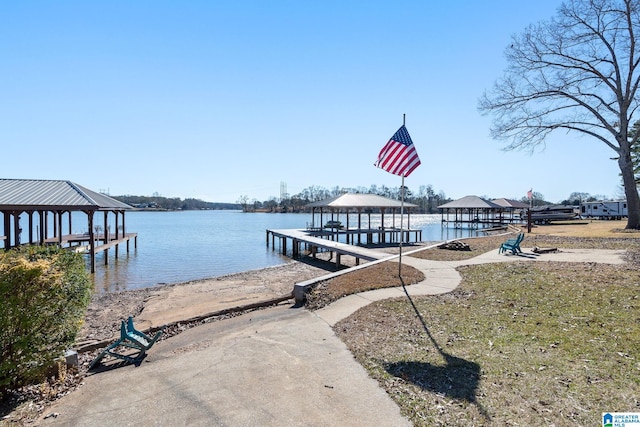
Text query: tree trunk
618 152 640 229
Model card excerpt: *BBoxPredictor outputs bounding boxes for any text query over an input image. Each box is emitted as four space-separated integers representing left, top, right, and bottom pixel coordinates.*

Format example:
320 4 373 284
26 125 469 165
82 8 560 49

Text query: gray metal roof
492 198 529 209
0 179 132 210
306 193 418 209
438 195 503 209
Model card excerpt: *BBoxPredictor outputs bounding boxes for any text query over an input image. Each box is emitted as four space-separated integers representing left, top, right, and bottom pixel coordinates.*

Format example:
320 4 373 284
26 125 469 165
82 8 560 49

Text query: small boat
323 220 344 229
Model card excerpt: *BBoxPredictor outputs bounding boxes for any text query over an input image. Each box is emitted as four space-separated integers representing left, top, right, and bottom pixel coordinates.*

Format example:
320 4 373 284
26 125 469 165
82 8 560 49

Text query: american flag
374 125 421 177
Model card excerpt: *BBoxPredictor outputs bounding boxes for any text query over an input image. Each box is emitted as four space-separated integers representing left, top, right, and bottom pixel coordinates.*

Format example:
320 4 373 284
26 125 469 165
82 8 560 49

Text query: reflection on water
86 211 494 293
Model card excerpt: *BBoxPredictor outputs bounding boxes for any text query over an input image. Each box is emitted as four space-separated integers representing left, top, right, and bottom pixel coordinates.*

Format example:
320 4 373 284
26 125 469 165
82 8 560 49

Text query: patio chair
498 232 524 255
89 316 163 370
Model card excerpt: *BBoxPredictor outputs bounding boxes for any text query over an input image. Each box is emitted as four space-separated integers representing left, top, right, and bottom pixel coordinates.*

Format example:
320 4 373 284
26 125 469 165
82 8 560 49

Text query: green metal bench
89 316 163 370
498 232 524 255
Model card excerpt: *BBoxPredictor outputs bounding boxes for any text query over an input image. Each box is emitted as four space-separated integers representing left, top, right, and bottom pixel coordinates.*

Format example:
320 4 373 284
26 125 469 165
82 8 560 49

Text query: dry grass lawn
309 221 640 426
526 219 640 238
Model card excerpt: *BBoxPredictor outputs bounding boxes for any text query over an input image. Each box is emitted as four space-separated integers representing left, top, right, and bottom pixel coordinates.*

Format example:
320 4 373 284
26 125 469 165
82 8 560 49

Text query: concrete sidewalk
38 247 626 426
40 306 411 427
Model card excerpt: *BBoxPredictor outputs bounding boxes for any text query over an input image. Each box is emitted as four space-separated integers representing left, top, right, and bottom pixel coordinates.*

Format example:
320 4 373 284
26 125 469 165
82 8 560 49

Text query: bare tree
479 0 640 229
237 195 249 212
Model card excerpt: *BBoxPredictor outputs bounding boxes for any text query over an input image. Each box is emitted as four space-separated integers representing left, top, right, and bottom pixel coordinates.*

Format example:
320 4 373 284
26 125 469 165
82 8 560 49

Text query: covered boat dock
438 195 527 229
267 193 422 267
0 179 136 273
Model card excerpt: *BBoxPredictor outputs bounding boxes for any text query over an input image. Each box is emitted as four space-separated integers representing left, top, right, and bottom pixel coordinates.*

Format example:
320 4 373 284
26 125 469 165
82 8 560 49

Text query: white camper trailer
580 200 628 219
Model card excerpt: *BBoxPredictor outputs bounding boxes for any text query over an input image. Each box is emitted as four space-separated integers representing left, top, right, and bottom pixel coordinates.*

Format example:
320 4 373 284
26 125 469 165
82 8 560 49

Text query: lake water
89 210 487 293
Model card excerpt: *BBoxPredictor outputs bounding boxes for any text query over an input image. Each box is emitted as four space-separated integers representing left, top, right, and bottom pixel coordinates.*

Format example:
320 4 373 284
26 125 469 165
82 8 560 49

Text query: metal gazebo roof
0 179 131 211
306 193 418 209
437 195 503 209
492 198 529 209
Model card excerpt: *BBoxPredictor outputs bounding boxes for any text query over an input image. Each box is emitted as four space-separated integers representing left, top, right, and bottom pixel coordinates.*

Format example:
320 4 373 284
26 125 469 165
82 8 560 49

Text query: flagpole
399 173 405 278
398 114 406 278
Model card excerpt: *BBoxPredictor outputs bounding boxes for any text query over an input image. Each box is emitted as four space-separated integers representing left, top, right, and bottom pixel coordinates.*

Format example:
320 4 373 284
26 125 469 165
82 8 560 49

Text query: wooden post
28 211 33 244
43 210 49 242
87 211 96 273
115 211 120 239
115 211 120 259
52 211 58 241
357 208 362 245
103 211 109 243
39 210 45 244
12 212 20 247
57 211 63 245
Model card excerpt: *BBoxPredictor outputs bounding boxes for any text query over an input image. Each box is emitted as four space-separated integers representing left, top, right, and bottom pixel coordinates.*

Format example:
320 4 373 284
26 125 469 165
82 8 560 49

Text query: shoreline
78 239 421 345
78 253 363 343
79 220 640 344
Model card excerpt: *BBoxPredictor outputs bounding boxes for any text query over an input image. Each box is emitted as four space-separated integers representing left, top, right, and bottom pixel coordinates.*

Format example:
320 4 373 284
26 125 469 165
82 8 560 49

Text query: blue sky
1 1 623 203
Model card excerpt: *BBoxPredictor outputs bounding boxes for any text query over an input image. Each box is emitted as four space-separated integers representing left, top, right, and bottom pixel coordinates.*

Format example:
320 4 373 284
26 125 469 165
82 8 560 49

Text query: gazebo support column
86 211 96 273
38 211 44 244
12 212 20 247
27 212 34 245
103 211 109 266
43 211 48 242
357 208 362 245
57 211 63 245
115 211 120 259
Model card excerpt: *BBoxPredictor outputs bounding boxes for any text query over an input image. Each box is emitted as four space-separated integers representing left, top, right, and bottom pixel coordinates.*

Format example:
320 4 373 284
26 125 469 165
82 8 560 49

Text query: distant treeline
114 185 595 213
239 184 453 214
113 195 240 211
240 185 597 213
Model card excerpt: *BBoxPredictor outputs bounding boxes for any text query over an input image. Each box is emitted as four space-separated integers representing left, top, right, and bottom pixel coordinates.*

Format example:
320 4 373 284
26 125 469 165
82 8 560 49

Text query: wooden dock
306 227 421 245
44 232 138 271
266 227 421 268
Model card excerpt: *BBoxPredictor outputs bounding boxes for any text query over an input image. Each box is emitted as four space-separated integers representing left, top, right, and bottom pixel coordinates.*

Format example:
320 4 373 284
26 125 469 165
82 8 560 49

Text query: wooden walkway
266 228 417 268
